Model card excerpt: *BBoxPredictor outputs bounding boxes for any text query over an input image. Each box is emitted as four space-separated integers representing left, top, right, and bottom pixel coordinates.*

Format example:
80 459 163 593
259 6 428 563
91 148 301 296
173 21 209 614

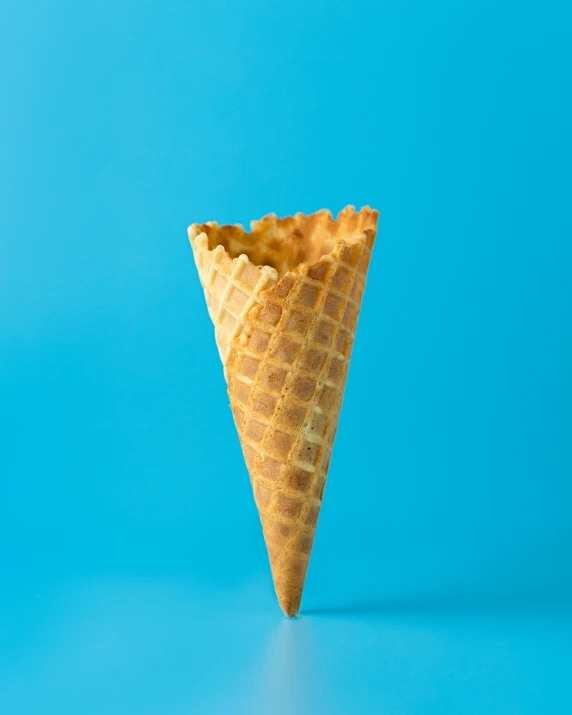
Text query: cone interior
193 208 377 279
188 206 378 617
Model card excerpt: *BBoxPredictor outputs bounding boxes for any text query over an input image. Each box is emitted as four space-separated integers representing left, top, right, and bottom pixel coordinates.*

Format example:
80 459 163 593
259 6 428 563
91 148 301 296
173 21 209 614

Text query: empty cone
188 206 378 616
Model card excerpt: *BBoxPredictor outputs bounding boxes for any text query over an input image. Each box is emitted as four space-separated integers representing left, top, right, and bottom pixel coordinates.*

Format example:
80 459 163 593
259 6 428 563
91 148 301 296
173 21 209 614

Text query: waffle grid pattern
189 207 377 615
227 238 373 612
190 229 278 371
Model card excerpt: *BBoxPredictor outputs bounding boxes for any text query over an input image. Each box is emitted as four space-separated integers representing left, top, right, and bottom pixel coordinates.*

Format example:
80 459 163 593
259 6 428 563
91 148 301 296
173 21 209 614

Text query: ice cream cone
188 206 378 616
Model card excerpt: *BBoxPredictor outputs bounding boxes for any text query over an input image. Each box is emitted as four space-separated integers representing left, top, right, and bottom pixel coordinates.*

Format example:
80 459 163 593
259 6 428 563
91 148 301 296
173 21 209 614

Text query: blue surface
1 0 572 713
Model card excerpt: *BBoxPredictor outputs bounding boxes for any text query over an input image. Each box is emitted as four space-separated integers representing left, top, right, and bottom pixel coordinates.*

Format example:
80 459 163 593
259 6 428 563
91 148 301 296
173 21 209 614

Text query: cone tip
276 586 303 618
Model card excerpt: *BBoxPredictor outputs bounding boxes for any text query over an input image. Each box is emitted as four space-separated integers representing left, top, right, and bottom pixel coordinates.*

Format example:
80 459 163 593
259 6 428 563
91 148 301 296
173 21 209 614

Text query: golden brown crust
192 206 377 279
189 206 378 617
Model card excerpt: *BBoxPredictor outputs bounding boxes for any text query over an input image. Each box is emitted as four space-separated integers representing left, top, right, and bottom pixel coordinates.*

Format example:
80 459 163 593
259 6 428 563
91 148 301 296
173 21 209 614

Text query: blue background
1 0 572 712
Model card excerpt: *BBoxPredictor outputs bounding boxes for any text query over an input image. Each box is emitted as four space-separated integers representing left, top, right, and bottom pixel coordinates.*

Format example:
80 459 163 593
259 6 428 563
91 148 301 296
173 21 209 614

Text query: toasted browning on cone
189 207 378 617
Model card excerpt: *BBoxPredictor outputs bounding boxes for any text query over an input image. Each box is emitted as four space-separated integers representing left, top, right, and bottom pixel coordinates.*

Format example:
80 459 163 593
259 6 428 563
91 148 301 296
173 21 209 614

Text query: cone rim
188 205 378 289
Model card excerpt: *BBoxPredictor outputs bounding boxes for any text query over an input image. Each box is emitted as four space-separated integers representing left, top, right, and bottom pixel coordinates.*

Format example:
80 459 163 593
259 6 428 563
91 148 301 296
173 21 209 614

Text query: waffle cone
188 206 378 616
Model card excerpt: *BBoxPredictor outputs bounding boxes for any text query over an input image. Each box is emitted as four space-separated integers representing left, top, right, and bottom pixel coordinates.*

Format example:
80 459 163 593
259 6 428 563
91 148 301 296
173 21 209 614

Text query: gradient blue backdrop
1 0 571 713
